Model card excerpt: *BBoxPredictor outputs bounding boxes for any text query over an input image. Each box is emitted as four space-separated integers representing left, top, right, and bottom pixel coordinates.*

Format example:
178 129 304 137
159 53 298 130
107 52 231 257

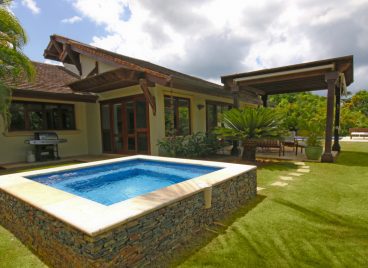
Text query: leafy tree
215 107 284 161
344 90 368 117
0 0 35 128
270 92 326 132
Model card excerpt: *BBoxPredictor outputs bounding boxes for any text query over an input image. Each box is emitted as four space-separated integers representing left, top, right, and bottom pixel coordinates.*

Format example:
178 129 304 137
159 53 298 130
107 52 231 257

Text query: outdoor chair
282 131 297 154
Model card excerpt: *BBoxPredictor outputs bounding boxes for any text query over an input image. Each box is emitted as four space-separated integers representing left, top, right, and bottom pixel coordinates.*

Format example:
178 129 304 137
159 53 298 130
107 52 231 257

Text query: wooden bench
349 128 368 139
256 139 283 156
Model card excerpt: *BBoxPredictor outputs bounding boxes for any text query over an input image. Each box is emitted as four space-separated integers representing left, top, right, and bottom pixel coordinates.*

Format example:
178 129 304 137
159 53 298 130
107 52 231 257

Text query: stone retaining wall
0 169 256 267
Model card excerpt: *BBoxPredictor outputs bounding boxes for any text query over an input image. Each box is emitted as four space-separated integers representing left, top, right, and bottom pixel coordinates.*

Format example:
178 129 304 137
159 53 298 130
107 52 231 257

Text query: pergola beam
233 64 334 86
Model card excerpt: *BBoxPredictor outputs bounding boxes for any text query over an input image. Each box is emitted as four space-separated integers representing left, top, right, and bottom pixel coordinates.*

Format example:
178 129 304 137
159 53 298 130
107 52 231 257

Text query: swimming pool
0 155 256 267
27 159 221 205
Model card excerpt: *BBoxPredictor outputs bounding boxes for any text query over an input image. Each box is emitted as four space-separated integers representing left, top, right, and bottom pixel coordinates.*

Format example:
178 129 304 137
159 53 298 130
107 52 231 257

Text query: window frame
9 101 76 131
164 95 191 136
205 100 232 132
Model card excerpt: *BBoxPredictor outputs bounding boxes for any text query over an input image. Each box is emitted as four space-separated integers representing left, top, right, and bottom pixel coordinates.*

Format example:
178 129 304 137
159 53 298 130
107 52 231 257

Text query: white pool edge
0 155 256 236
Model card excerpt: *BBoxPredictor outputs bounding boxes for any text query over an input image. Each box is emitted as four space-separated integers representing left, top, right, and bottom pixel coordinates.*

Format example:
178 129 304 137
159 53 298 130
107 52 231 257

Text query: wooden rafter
139 78 156 115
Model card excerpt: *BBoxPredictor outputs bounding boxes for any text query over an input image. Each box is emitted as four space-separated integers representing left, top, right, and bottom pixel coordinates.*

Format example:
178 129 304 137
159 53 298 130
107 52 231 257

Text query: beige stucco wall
79 55 116 79
0 97 92 164
84 82 245 156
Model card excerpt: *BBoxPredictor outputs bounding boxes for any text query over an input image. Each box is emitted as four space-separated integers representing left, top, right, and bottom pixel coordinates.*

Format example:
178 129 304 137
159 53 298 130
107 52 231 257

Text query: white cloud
70 0 368 92
61 16 82 24
21 0 40 14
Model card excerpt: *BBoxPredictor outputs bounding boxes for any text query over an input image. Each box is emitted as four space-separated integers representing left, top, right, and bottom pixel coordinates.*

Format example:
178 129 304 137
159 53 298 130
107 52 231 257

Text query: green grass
0 142 367 267
179 142 368 267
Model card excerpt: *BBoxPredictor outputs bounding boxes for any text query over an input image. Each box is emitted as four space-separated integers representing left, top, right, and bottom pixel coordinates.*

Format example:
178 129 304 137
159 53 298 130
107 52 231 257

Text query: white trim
233 64 335 83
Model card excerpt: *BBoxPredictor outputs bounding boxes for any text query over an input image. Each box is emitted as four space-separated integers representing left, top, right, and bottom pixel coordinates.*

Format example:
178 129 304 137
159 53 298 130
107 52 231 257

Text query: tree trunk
242 139 257 161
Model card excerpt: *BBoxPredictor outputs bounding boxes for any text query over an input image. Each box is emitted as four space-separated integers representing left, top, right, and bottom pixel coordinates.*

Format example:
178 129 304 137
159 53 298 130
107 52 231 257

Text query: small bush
157 132 226 158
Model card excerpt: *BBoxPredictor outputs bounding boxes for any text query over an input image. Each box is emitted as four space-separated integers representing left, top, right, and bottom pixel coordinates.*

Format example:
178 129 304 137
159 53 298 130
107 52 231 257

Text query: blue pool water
27 159 220 206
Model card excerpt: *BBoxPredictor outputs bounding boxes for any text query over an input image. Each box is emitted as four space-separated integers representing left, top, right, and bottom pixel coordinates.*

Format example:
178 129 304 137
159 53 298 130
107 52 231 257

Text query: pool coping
0 155 256 236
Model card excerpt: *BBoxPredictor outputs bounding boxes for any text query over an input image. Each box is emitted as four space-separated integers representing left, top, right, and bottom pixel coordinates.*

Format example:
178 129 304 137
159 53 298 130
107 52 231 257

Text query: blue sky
12 0 130 62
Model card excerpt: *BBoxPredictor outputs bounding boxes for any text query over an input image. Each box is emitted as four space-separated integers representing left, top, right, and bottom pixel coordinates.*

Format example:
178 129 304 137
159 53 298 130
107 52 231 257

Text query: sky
11 0 368 93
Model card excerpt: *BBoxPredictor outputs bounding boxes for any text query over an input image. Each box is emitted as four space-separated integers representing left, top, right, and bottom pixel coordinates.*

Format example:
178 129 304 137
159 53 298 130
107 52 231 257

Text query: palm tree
215 107 284 161
0 0 35 128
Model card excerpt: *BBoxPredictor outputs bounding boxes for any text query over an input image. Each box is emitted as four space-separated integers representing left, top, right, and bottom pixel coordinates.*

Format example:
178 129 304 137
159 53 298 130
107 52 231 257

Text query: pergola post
322 71 339 162
231 83 240 156
261 95 268 107
332 85 341 152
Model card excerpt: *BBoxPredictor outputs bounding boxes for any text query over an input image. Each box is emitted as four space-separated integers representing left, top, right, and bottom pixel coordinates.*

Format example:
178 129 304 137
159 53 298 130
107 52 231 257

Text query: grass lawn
179 142 368 267
0 142 367 267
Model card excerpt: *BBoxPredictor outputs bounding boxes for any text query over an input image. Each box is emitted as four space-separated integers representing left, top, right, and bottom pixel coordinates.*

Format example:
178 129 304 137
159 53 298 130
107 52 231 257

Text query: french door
100 95 150 154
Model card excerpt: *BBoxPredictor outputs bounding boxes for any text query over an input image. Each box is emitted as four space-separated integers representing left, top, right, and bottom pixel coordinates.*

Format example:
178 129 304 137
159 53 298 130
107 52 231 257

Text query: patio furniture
294 136 307 155
282 131 297 154
349 128 368 139
256 139 283 156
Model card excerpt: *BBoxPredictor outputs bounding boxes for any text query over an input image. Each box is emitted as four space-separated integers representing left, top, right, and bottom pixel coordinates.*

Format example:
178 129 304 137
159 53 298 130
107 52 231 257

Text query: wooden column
332 85 341 152
261 95 268 107
231 83 240 156
321 71 339 162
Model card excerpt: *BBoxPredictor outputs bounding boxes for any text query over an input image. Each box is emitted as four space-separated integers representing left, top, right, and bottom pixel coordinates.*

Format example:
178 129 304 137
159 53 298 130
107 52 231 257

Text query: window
206 101 232 132
164 95 191 136
9 101 76 131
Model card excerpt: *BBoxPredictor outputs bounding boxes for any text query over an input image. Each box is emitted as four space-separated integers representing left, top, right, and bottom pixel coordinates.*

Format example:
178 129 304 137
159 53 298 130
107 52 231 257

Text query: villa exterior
0 35 259 164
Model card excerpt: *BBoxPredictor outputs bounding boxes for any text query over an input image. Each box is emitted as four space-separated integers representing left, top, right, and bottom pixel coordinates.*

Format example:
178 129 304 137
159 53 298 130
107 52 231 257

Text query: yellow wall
0 97 92 164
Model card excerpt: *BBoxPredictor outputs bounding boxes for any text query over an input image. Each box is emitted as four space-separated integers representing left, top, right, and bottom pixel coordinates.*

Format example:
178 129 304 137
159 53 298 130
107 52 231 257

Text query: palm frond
215 107 284 140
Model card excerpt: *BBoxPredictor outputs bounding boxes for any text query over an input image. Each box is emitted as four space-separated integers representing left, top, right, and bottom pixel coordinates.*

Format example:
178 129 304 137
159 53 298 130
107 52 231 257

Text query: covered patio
221 55 354 162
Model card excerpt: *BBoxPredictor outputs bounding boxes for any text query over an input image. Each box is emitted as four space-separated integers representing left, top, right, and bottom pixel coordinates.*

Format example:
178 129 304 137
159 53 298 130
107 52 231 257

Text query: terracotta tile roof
4 62 97 102
5 61 78 93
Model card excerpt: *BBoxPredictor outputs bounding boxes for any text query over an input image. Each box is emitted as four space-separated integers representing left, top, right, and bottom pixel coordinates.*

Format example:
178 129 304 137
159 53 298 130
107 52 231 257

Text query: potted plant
304 121 324 160
215 107 284 162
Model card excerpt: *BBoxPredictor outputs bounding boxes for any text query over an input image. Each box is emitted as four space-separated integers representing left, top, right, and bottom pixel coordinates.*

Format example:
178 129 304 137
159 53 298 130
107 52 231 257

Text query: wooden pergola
221 55 354 162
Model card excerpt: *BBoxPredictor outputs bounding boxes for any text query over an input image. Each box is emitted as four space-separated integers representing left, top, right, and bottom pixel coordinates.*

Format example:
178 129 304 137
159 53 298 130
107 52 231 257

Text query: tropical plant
157 132 225 158
215 107 284 161
0 0 35 128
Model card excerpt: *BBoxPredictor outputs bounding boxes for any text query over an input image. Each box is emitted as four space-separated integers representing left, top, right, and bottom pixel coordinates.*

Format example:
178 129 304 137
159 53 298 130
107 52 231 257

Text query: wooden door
100 95 150 154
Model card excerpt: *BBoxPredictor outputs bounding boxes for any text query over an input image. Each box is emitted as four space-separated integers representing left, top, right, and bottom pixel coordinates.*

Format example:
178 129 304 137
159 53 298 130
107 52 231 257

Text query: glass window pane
60 105 75 130
113 104 123 152
164 96 175 136
126 102 135 134
102 105 110 130
45 104 59 129
206 103 217 131
101 104 112 152
136 101 147 129
10 103 25 130
137 132 148 153
27 103 44 130
178 98 190 135
128 137 136 151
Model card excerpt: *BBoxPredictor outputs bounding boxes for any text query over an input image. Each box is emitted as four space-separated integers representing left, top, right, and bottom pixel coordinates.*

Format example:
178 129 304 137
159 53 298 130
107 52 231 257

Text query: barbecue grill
25 132 67 161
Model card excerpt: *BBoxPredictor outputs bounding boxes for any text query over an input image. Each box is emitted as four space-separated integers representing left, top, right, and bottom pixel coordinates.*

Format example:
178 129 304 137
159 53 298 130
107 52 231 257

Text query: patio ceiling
221 55 353 95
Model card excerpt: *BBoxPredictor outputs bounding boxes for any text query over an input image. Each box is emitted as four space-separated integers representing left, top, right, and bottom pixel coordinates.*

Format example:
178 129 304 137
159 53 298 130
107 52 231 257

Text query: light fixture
197 104 205 110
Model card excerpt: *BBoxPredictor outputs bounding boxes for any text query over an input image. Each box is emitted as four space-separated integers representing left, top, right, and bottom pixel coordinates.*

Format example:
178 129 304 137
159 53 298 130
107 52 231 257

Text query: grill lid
34 132 59 140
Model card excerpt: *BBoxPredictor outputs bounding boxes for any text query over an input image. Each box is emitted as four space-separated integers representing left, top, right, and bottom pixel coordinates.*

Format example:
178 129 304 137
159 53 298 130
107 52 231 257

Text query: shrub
157 132 226 158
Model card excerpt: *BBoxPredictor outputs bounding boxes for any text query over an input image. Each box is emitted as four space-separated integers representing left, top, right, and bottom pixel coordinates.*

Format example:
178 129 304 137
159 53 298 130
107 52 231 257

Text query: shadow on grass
273 198 368 233
335 151 368 167
257 162 298 171
224 198 368 267
171 194 266 267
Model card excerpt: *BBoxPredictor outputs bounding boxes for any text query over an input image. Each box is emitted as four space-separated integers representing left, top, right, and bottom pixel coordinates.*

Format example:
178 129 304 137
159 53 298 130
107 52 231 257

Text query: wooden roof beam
61 43 82 76
233 64 335 86
139 78 156 115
